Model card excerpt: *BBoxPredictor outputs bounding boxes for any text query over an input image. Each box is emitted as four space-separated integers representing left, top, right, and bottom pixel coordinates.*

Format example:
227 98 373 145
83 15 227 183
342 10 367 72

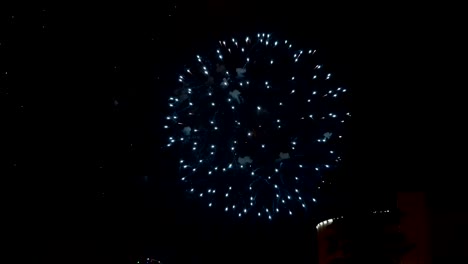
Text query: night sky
3 1 455 264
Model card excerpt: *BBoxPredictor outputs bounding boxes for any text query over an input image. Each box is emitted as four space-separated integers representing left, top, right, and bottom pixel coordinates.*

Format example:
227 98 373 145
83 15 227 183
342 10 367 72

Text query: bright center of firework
163 33 350 220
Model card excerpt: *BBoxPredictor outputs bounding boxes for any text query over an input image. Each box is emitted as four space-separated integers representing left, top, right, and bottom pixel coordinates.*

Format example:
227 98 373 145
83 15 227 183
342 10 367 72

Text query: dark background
2 1 462 263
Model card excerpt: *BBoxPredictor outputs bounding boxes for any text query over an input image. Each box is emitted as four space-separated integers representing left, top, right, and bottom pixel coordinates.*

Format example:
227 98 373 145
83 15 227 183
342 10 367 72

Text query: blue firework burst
162 33 350 220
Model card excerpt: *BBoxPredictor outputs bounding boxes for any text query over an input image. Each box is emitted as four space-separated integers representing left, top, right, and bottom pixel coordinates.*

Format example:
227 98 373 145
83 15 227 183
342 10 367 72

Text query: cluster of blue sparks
162 33 350 220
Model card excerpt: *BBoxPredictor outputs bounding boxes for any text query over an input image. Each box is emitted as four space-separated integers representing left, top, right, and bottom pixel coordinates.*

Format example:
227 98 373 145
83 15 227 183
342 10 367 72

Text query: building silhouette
316 192 431 264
